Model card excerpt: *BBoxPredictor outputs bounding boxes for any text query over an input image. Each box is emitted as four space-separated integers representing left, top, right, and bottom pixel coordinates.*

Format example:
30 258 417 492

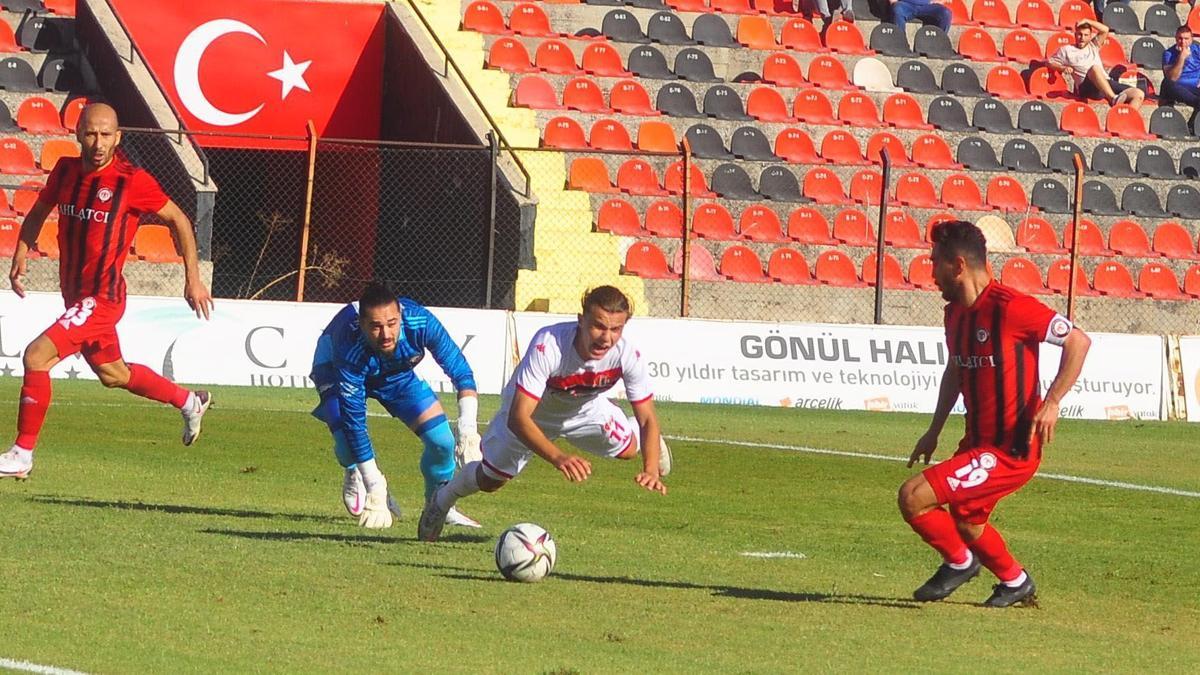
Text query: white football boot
342 467 366 517
445 506 481 528
181 391 212 446
417 493 451 542
0 447 33 479
658 436 672 477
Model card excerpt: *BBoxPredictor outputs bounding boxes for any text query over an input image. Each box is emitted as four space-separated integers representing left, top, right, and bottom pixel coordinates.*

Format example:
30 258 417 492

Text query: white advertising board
1180 336 1200 422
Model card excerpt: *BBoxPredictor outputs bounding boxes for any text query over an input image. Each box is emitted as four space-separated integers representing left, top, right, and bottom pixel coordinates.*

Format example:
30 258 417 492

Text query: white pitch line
741 551 806 559
0 657 88 675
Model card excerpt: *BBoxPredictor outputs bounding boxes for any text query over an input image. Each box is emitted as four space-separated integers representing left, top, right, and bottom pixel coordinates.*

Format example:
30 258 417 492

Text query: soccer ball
494 523 557 583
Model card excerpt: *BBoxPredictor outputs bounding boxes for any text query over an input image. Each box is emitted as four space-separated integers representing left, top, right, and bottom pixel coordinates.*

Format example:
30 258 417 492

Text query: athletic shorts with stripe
923 442 1041 525
43 296 126 367
480 397 636 480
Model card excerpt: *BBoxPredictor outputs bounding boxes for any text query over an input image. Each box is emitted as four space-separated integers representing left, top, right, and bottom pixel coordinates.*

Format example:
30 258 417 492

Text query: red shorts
43 296 126 367
924 444 1041 524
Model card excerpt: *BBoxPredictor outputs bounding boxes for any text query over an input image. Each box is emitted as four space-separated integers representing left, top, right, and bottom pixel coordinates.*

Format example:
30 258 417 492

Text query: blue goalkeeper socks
416 415 456 501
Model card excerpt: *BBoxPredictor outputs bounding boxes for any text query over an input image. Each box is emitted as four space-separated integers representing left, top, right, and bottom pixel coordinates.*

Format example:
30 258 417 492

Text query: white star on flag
267 51 311 100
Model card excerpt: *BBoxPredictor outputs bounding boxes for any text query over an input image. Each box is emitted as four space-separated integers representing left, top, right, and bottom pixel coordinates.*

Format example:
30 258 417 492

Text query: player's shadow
389 562 920 610
200 527 493 545
32 495 343 525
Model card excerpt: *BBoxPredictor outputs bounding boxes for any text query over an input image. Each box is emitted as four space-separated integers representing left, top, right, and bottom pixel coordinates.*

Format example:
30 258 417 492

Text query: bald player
3 103 215 479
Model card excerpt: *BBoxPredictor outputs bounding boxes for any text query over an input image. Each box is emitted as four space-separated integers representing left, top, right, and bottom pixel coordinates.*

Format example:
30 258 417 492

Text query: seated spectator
888 0 951 35
800 0 854 30
1048 19 1145 108
1162 25 1200 107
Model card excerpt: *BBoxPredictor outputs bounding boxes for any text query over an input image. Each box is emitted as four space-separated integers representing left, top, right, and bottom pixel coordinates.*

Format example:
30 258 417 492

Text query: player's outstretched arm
909 362 960 468
1030 328 1091 446
7 200 53 298
508 391 592 482
157 199 213 320
631 398 666 495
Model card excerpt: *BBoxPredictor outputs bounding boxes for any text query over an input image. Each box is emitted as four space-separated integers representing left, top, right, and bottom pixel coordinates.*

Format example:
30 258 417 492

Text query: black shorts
1078 77 1131 101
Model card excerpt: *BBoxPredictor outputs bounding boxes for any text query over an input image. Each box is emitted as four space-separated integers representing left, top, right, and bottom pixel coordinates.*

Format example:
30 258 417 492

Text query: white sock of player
1003 570 1028 588
182 391 197 413
357 458 385 492
435 460 481 510
948 550 974 570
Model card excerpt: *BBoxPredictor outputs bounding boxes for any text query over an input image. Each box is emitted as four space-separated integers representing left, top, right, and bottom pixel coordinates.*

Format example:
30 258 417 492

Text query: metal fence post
486 131 499 309
680 139 692 318
1068 152 1085 322
297 120 318 302
873 148 891 325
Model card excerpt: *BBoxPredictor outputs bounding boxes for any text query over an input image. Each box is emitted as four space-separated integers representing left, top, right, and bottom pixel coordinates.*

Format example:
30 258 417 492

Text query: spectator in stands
1047 19 1145 108
1161 25 1200 107
800 0 854 30
887 0 951 35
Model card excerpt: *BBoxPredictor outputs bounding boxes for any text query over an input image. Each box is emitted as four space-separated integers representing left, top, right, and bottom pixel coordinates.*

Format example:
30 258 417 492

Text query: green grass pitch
0 379 1197 672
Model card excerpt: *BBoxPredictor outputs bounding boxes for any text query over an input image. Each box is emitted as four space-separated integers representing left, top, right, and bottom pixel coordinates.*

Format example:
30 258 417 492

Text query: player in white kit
417 286 671 541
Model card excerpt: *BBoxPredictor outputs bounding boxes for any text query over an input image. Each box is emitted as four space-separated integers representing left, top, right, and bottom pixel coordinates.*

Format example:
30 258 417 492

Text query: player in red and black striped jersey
2 104 215 480
898 220 1090 608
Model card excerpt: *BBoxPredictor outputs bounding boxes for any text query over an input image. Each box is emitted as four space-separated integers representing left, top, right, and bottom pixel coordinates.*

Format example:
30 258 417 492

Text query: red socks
126 364 190 409
908 508 970 566
968 524 1023 582
15 370 51 449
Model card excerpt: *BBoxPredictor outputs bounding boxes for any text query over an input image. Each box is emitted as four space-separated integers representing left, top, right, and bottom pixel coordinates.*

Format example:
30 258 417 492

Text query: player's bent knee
22 336 59 371
898 475 934 519
478 474 507 493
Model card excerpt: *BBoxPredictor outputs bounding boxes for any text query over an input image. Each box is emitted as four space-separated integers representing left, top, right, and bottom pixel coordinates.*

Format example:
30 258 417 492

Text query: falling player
899 220 1090 607
311 282 481 530
3 103 214 479
418 285 671 542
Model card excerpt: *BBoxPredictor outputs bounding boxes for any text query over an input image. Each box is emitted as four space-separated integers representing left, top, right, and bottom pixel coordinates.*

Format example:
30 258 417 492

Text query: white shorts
480 398 637 480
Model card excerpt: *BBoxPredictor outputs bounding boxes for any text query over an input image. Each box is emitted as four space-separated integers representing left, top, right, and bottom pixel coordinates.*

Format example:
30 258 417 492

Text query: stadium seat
1130 37 1165 70
1062 217 1110 255
1015 100 1062 136
1002 30 1042 64
720 245 770 283
911 134 957 169
1058 0 1095 28
664 160 716 197
897 61 941 95
1187 265 1200 298
924 213 959 243
0 189 16 218
692 202 737 240
12 180 42 215
780 17 826 52
38 138 77 171
825 20 871 55
881 93 931 130
814 249 864 286
896 172 941 208
986 65 1028 99
563 77 608 112
1060 103 1106 138
0 217 17 256
775 128 821 164
787 207 836 244
617 159 667 196
1027 66 1070 99
1135 145 1176 180
582 43 631 77
1001 257 1050 295
0 137 38 174
1150 106 1190 140
1093 260 1140 297
908 253 936 290
1143 4 1180 37
1152 221 1200 260
489 38 536 72
34 219 56 258
1046 258 1095 295
673 243 721 281
832 208 875 246
18 16 65 53
1017 216 1066 253
979 213 1019 250
731 126 779 161
973 98 1016 133
543 117 587 149
794 90 839 125
1046 140 1084 174
1030 178 1070 214
684 124 731 160
692 14 739 48
820 130 868 166
703 85 751 121
972 0 1015 26
870 23 913 57
884 210 926 248
612 80 658 116
837 93 880 127
675 48 720 82
1168 184 1200 219
645 199 684 237
849 169 884 206
928 96 971 131
711 163 759 200
957 136 1002 170
597 198 642 235
1101 4 1141 35
38 58 80 93
590 119 632 151
739 205 785 242
762 53 807 88
0 57 39 91
513 76 559 108
862 252 912 289
959 28 1003 62
1090 142 1136 177
807 56 854 90
914 26 957 59
1121 182 1168 218
804 167 850 204
510 3 557 36
568 157 616 193
1043 31 1075 62
942 174 988 211
759 166 805 202
625 241 676 279
737 16 780 50
947 0 974 25
602 9 650 43
629 45 673 79
1016 0 1056 29
0 21 17 54
1106 104 1153 140
0 102 16 133
1081 180 1123 216
747 87 793 123
768 247 816 284
867 132 913 166
133 225 182 263
854 57 901 93
999 138 1047 174
986 176 1029 212
1138 262 1185 300
1108 219 1153 257
1181 147 1200 179
636 120 677 153
711 0 756 13
1097 37 1131 70
657 82 702 117
648 10 695 45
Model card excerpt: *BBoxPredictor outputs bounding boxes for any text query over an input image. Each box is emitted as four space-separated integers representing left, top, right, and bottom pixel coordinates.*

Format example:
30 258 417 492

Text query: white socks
435 461 482 510
357 458 385 492
948 550 974 570
1004 571 1028 588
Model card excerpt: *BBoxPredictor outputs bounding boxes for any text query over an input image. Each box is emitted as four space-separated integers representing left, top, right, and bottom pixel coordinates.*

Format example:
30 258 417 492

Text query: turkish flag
110 0 385 148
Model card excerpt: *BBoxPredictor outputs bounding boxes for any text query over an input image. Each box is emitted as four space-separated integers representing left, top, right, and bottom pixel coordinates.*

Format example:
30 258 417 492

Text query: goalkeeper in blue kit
310 282 482 530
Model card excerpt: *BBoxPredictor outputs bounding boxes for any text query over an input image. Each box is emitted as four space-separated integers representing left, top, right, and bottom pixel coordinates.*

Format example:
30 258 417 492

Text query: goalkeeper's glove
456 431 482 468
359 479 394 529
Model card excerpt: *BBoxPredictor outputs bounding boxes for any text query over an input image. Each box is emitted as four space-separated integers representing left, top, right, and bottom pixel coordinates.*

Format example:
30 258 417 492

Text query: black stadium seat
703 85 751 121
647 11 694 45
958 136 1002 170
585 0 626 5
1150 106 1190 140
629 0 668 8
685 123 733 159
870 23 913 57
38 57 80 92
897 61 940 94
942 63 986 97
711 163 760 200
692 14 739 48
1091 143 1138 178
1083 180 1123 215
0 58 39 91
759 166 805 202
6 1 46 12
1018 100 1065 136
1131 37 1165 69
675 48 720 82
0 101 15 131
1135 145 1177 179
1031 178 1071 213
1102 4 1143 35
1143 4 1181 37
1047 140 1085 174
1121 182 1167 217
1180 147 1200 179
629 45 673 79
731 126 779 161
928 96 971 131
657 82 702 117
972 98 1016 133
602 9 650 43
1168 184 1200 218
18 16 65 53
914 26 957 59
1001 138 1049 173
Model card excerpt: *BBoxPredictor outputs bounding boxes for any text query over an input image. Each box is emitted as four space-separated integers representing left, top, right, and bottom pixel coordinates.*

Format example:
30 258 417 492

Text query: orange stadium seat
1139 262 1186 299
712 0 756 13
883 94 933 130
581 43 629 77
739 205 786 242
673 243 722 281
133 225 182 263
510 3 557 37
807 56 853 89
1043 31 1073 61
562 77 608 113
775 128 821 164
803 167 850 204
0 21 19 53
664 160 715 197
668 0 709 9
959 28 1003 61
1152 221 1200 259
616 159 666 197
824 20 871 55
1099 37 1130 70
820 130 869 165
44 0 76 15
636 120 677 153
832 207 875 246
0 217 16 256
787 206 836 244
1003 29 1042 64
1028 66 1070 99
973 0 1016 26
1106 104 1154 140
837 92 881 127
780 17 826 52
1016 0 1057 29
61 97 88 131
850 169 885 206
0 138 39 174
488 38 536 72
692 203 737 240
1017 216 1066 252
537 41 581 75
597 198 642 236
0 189 17 218
590 119 632 151
720 245 770 283
568 157 616 193
862 252 913 289
986 176 1029 211
761 53 807 87
908 253 936 289
1001 257 1050 294
768 247 815 284
884 210 927 248
624 241 675 279
1058 0 1095 28
38 138 78 171
895 172 941 208
925 213 958 243
1063 218 1111 255
867 132 913 166
544 117 587 149
1185 265 1200 298
513 76 559 108
1046 258 1094 295
1062 104 1108 137
35 219 57 258
747 87 793 122
644 200 684 237
947 0 974 24
1093 260 1140 297
12 181 43 215
610 80 657 116
462 1 508 34
814 249 864 287
1108 219 1153 256
912 134 959 169
17 96 67 134
794 91 839 125
942 174 988 211
1191 5 1200 32
986 65 1029 99
737 16 781 50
